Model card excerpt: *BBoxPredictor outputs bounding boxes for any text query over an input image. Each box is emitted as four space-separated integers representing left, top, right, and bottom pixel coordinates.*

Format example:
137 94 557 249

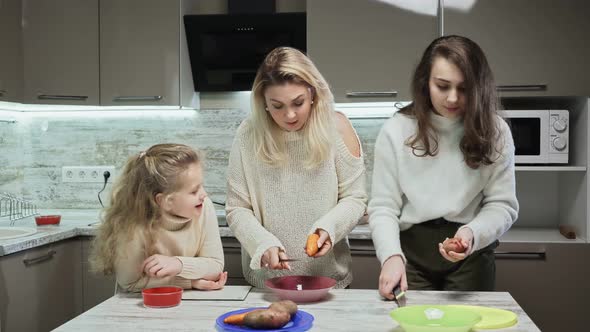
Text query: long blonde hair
251 47 335 169
90 143 201 275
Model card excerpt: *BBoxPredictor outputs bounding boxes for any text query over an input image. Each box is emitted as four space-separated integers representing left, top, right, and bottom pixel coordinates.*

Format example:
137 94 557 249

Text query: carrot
306 233 320 256
224 312 248 325
224 309 262 325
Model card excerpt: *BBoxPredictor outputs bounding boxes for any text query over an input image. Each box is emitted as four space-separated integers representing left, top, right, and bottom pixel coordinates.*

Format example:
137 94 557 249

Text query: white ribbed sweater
226 118 367 288
368 112 519 264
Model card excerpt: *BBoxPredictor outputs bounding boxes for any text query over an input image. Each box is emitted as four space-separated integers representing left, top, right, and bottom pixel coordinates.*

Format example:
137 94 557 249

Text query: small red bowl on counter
142 286 183 308
35 215 61 226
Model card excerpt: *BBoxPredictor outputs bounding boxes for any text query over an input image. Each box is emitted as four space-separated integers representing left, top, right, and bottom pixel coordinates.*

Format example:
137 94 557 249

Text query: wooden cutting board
182 285 252 301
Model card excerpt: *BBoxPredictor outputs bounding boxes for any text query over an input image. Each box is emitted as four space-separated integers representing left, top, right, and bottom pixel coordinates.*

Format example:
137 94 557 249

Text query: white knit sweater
226 118 368 288
115 198 224 292
368 111 519 264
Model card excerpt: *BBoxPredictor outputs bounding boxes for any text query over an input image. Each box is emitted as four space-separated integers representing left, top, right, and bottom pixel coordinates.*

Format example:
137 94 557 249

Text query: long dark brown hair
400 35 502 169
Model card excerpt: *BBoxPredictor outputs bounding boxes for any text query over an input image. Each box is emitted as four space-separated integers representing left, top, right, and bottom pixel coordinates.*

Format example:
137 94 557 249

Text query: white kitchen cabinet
0 239 83 332
501 97 590 243
0 0 23 103
307 0 438 102
100 0 181 106
22 0 100 105
444 0 590 97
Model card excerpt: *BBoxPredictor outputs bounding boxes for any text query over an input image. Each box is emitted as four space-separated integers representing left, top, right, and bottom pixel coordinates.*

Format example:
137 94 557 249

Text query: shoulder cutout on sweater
334 111 361 157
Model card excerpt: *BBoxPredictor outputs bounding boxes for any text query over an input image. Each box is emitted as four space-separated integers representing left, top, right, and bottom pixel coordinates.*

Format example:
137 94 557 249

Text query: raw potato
306 233 320 256
243 309 291 329
269 300 298 315
442 238 467 253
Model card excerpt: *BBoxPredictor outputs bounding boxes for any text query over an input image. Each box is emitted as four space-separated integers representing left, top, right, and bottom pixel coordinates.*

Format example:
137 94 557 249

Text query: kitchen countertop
54 288 540 331
0 209 372 256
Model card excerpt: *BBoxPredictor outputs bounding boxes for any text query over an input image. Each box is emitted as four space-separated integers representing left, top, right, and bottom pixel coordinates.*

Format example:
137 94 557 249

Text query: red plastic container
265 275 337 303
142 286 183 308
35 215 61 226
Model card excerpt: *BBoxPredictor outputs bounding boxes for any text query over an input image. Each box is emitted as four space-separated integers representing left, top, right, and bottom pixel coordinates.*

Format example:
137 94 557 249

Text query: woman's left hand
314 229 332 258
438 227 474 262
142 254 183 278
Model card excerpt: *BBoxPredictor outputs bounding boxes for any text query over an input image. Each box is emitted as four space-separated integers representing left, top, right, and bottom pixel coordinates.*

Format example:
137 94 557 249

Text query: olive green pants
400 218 498 291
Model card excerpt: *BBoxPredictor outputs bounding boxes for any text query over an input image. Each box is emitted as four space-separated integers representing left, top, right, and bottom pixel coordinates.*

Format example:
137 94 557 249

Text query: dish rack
0 192 39 225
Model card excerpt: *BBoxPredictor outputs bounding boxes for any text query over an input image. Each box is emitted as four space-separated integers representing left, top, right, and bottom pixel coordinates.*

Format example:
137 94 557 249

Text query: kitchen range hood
184 12 306 92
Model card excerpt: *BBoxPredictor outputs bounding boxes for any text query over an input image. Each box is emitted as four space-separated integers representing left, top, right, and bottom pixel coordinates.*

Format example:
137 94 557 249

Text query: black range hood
184 12 306 92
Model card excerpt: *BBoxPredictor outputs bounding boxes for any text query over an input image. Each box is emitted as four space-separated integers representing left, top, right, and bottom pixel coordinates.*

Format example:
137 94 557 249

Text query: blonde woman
226 47 367 288
90 143 227 292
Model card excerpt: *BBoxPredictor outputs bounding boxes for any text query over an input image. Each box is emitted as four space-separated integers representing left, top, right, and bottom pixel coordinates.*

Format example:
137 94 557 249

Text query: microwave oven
503 110 569 164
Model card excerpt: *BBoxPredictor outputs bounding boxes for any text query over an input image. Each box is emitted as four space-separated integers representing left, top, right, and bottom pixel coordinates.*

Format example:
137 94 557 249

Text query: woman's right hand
261 246 291 270
378 255 408 300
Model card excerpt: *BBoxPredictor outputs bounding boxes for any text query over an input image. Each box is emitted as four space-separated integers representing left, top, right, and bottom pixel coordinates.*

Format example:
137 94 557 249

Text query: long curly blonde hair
90 143 201 275
251 46 335 169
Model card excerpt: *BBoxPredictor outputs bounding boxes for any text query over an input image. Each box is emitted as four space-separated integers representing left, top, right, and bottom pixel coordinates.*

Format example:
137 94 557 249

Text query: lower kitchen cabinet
221 237 384 289
0 239 83 332
222 237 249 286
495 242 590 332
349 239 381 289
80 237 116 311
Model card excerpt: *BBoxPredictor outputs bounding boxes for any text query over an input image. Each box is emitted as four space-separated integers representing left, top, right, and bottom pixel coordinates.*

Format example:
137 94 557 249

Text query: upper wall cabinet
100 0 180 106
0 0 23 102
22 0 100 105
444 0 590 97
307 0 438 102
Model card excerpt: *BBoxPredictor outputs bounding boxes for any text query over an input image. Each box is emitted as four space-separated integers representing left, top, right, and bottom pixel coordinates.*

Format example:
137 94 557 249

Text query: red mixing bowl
35 215 61 226
265 275 337 303
142 286 183 308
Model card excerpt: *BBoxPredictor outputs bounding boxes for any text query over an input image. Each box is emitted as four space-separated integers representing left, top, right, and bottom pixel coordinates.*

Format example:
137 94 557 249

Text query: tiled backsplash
0 106 384 209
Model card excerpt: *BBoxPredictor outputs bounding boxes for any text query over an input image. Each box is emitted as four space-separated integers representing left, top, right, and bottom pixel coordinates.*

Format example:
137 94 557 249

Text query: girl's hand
142 254 183 278
192 271 228 290
379 255 407 300
261 247 291 270
439 227 474 262
313 229 332 258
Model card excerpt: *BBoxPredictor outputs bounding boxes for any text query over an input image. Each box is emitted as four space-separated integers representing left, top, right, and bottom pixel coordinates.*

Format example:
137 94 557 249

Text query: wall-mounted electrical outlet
62 166 115 183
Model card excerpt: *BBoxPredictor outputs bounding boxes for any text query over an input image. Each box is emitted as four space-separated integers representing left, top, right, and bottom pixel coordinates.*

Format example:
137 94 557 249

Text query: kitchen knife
392 285 406 307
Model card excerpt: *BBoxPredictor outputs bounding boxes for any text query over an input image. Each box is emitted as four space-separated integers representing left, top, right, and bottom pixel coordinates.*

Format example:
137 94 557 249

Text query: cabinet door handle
23 250 57 266
346 91 398 98
113 96 163 102
350 249 376 255
496 84 547 92
494 251 546 260
37 94 89 101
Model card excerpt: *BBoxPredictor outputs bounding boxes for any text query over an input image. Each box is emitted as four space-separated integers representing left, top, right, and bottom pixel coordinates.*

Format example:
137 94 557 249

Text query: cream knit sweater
226 118 367 288
115 197 224 292
369 111 519 265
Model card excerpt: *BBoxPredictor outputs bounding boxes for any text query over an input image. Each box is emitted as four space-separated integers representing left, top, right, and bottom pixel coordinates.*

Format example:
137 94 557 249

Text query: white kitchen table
54 288 540 331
